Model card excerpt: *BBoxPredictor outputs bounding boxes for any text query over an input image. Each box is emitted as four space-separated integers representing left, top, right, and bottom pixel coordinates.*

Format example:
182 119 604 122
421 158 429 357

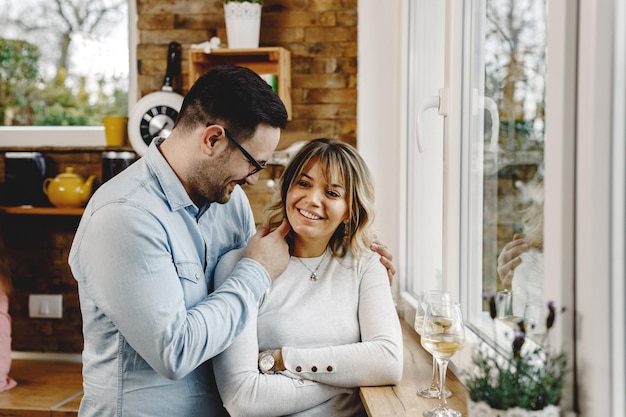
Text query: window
0 0 134 147
402 0 576 405
359 0 622 413
461 0 548 341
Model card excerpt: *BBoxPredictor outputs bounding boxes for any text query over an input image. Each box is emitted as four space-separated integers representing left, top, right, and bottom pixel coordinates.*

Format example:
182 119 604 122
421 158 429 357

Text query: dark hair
266 138 377 258
175 65 288 142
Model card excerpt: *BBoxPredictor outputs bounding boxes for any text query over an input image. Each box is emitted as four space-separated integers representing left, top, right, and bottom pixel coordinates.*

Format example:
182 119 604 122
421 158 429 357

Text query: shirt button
327 366 333 372
311 366 317 372
298 379 304 385
195 273 200 280
295 366 302 372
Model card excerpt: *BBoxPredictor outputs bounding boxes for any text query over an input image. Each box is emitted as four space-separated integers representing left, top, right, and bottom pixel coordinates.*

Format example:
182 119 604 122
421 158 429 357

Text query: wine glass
523 301 548 345
421 301 465 417
414 290 452 399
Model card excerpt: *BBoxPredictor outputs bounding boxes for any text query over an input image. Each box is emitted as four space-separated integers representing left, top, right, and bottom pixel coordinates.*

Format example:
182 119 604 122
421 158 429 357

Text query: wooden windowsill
360 320 468 417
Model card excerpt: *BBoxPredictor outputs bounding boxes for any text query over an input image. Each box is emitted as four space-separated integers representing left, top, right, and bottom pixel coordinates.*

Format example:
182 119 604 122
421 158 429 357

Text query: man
69 66 394 416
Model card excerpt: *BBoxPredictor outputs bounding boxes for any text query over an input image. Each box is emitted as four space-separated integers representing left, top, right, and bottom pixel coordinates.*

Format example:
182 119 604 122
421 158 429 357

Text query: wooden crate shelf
188 47 292 119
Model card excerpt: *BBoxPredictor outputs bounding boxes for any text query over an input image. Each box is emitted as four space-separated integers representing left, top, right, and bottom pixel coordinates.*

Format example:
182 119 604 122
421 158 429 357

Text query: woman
510 179 544 317
497 178 544 317
213 138 403 417
0 241 16 392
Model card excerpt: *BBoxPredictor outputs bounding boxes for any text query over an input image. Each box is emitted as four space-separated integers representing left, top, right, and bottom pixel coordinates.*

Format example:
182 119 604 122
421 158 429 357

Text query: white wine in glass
421 333 465 360
421 301 465 417
415 290 452 399
524 301 548 345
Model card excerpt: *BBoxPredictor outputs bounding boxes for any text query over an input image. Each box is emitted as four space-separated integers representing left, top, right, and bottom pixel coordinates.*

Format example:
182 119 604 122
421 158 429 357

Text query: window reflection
474 0 546 336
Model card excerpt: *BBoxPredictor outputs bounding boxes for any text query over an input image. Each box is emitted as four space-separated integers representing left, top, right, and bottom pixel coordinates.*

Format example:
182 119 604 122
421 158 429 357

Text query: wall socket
28 294 63 319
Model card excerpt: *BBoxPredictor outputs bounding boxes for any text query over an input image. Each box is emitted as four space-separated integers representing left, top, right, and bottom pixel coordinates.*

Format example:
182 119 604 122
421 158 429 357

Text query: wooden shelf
0 206 84 216
188 47 292 119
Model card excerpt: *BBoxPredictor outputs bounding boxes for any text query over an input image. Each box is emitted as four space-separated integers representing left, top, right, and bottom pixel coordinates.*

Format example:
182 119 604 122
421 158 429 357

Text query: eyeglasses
206 122 266 177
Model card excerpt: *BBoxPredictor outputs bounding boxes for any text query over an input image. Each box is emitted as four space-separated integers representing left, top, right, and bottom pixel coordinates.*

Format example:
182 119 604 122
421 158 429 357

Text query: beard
187 153 243 205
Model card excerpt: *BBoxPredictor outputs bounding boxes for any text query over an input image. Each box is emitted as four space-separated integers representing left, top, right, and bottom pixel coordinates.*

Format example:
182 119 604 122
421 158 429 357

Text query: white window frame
358 0 623 414
0 1 137 148
575 0 623 414
610 2 626 414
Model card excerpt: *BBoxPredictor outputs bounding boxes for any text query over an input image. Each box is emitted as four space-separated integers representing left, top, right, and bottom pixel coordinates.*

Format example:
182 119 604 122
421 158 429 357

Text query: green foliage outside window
0 39 40 125
0 38 127 127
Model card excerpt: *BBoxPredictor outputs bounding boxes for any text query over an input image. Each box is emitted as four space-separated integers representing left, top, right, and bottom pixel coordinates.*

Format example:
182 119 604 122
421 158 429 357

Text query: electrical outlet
28 294 63 319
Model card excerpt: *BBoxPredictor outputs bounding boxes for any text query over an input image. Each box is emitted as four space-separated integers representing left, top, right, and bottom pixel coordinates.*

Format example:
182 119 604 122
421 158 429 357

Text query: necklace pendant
310 272 318 281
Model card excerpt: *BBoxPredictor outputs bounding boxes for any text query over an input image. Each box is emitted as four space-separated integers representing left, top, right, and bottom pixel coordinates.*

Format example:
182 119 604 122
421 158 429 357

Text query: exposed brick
261 27 306 44
292 103 356 119
336 10 357 26
175 13 224 30
304 88 357 104
139 0 219 15
308 0 344 12
292 73 348 89
305 26 355 43
262 11 336 28
138 14 175 30
284 41 357 58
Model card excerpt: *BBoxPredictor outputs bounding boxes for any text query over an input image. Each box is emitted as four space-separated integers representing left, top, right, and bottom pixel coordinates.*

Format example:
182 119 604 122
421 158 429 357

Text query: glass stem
437 358 450 409
430 356 439 389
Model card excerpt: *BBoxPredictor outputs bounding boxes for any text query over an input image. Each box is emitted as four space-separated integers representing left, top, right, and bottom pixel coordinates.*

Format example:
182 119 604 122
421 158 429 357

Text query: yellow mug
103 116 129 147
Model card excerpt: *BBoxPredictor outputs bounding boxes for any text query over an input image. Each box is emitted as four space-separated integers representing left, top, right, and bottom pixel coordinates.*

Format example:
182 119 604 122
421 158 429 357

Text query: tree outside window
0 0 128 126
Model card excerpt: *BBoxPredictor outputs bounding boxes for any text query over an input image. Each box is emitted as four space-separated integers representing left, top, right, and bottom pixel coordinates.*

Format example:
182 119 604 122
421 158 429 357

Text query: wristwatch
259 350 277 374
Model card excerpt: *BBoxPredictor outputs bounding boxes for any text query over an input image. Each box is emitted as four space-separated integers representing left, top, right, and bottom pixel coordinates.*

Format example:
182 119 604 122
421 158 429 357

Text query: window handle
477 94 500 152
416 88 448 153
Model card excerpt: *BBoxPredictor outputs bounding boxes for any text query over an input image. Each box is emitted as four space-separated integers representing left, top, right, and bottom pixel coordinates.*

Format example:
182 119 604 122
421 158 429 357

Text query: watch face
140 105 179 145
259 352 275 373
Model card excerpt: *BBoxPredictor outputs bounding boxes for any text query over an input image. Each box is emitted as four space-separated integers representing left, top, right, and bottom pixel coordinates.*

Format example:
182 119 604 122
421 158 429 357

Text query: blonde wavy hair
521 179 544 249
265 138 377 258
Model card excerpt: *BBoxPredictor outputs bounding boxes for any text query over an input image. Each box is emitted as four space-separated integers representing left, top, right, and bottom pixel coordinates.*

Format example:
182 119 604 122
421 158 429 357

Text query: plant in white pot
222 0 263 49
464 297 568 417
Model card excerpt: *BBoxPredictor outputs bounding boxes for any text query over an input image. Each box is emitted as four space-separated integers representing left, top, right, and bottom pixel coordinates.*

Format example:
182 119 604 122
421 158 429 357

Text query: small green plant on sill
464 296 568 411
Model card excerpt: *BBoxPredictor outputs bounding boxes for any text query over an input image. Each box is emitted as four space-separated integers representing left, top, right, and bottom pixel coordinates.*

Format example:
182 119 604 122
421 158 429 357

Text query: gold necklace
294 251 329 281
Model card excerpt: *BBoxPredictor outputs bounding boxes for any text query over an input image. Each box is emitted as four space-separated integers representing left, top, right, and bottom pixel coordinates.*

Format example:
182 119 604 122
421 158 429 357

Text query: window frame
358 0 580 410
0 1 137 148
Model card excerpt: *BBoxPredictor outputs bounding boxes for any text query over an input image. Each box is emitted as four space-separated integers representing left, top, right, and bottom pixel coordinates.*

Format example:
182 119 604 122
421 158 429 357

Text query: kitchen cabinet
188 47 292 119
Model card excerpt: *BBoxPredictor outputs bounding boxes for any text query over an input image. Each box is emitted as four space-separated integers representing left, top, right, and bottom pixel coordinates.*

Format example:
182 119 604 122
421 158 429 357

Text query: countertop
0 360 82 417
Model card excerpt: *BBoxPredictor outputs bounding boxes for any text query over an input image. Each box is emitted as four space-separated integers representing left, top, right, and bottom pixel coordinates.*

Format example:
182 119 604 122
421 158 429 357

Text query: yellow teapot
43 167 96 208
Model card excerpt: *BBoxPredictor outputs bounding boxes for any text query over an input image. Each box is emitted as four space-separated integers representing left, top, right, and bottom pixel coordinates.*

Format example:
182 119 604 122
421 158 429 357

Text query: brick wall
137 0 358 223
0 149 105 352
3 213 83 352
136 0 358 147
1 0 359 353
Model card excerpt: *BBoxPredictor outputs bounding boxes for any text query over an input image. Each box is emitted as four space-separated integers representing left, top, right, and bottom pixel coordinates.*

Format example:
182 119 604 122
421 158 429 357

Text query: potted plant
464 297 568 417
222 0 263 49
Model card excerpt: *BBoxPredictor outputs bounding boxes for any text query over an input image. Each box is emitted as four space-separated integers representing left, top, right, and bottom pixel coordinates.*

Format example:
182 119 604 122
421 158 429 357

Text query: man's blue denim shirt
69 138 270 416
